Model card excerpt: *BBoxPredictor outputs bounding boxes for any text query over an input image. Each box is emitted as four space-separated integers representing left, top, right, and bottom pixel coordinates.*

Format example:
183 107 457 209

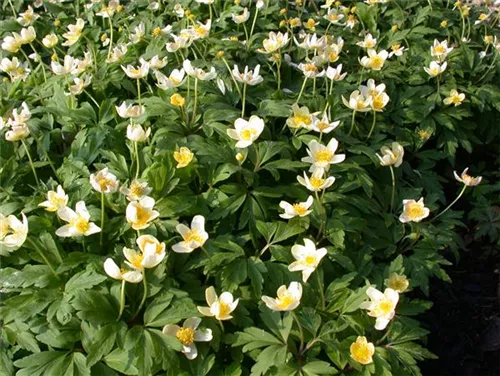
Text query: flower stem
192 78 199 126
26 237 59 278
107 16 114 61
131 271 147 321
315 270 325 310
366 111 377 140
296 77 308 103
348 110 356 136
433 184 467 221
117 280 126 321
222 57 242 96
314 191 326 241
241 81 247 117
276 57 282 91
134 141 140 179
389 166 396 213
100 191 105 247
21 139 40 188
291 311 305 353
136 78 141 106
249 7 259 43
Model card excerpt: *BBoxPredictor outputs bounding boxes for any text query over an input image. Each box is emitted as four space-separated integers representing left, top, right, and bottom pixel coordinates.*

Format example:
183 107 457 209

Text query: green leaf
71 291 117 324
65 270 107 295
103 348 138 375
233 327 283 352
302 360 338 375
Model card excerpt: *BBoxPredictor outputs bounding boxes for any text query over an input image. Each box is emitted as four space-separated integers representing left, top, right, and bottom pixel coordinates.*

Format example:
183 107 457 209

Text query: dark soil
421 242 500 376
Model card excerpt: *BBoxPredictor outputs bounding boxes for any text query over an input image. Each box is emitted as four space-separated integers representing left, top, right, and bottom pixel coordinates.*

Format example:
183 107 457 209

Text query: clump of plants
0 0 499 375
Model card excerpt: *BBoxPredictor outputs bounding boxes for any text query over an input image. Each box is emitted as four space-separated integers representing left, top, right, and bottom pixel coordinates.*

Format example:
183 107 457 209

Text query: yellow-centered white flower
122 58 150 79
232 65 263 85
197 286 239 320
286 104 313 129
260 31 289 53
399 198 430 223
17 6 40 26
126 196 160 230
342 90 372 112
116 102 145 119
298 61 325 78
424 61 447 77
137 234 166 258
0 212 28 251
297 171 336 192
261 282 302 311
56 201 101 237
67 74 92 96
62 18 85 46
443 89 465 106
183 59 217 80
39 185 69 212
227 116 265 149
90 167 119 194
127 123 151 142
232 8 250 24
279 196 314 219
148 55 168 70
163 318 213 360
302 138 346 174
288 239 327 282
453 167 482 186
360 49 388 71
326 64 347 81
103 258 143 283
1 32 23 53
356 33 377 49
430 39 453 61
120 180 152 201
123 245 164 270
311 113 340 133
376 142 404 167
155 68 186 89
172 215 208 253
360 286 399 330
51 55 79 76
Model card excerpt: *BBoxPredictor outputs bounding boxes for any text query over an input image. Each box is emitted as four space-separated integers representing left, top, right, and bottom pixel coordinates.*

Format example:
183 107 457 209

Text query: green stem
315 270 325 310
192 78 199 126
241 81 247 117
131 272 147 320
100 191 105 247
26 237 59 278
21 140 40 188
389 166 396 213
8 0 16 16
432 185 467 221
222 57 242 96
249 7 259 43
348 110 356 136
117 280 126 321
366 111 377 140
296 77 308 103
479 52 498 82
134 142 140 179
107 16 114 60
243 23 249 44
276 57 282 91
314 191 326 241
291 311 305 353
29 43 46 83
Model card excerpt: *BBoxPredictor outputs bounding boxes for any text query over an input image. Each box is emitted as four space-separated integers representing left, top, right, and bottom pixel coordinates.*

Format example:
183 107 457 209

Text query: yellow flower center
377 299 395 316
132 253 144 269
429 68 439 76
293 204 307 216
130 183 145 198
276 295 295 310
294 113 311 126
406 203 424 220
391 44 401 51
240 128 257 141
329 14 339 21
176 327 195 346
97 176 114 192
351 342 373 364
134 206 150 226
317 121 329 131
315 149 333 164
388 276 408 292
369 56 384 69
152 27 162 37
417 129 431 140
356 99 367 110
304 64 318 73
479 13 488 20
433 45 445 54
72 217 90 234
304 255 316 266
309 177 325 189
185 229 204 244
218 302 231 317
450 94 462 104
372 95 385 111
0 220 10 239
174 148 193 167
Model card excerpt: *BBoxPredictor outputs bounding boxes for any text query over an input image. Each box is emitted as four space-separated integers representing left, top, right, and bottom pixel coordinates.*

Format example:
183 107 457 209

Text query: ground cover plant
0 0 499 375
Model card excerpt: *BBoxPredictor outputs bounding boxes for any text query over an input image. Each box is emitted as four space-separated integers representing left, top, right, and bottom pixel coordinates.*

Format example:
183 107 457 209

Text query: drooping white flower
116 102 145 119
126 123 151 142
227 116 265 149
232 8 250 24
56 201 101 237
90 167 119 194
0 212 28 251
103 258 143 283
376 142 404 167
5 125 30 142
399 198 430 223
279 196 314 219
261 282 302 311
163 318 213 360
155 69 186 89
62 18 85 46
301 139 346 174
197 286 239 320
39 185 69 212
288 239 327 282
172 215 209 253
453 168 482 186
360 287 399 330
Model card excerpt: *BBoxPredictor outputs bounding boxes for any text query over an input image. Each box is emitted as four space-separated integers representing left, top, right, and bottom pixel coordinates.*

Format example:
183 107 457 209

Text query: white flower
51 55 78 76
38 185 68 212
311 113 340 133
342 90 372 112
279 196 314 219
216 77 226 94
232 65 263 86
301 139 346 174
298 62 325 78
190 20 211 40
19 27 36 44
286 104 313 129
74 51 92 74
163 318 213 360
424 61 447 77
67 74 92 96
123 245 164 270
90 167 119 194
443 89 465 106
174 4 185 17
7 102 30 127
116 102 145 119
148 55 168 70
227 116 265 148
288 239 327 282
360 287 399 330
17 6 40 26
172 215 209 253
0 57 30 81
297 171 336 192
137 235 166 261
155 69 186 89
126 196 160 230
360 49 388 71
62 18 85 46
399 198 430 223
261 282 302 311
431 39 453 61
389 44 406 58
376 142 404 167
120 180 152 201
232 8 250 24
122 58 150 79
106 43 128 63
453 168 482 186
130 22 145 44
326 64 347 81
5 125 30 141
166 33 193 52
195 0 215 4
127 123 151 142
56 201 101 237
0 212 28 251
294 33 327 50
103 258 143 283
260 31 289 53
324 8 345 24
182 59 217 81
197 286 239 320
356 33 377 49
1 33 23 53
